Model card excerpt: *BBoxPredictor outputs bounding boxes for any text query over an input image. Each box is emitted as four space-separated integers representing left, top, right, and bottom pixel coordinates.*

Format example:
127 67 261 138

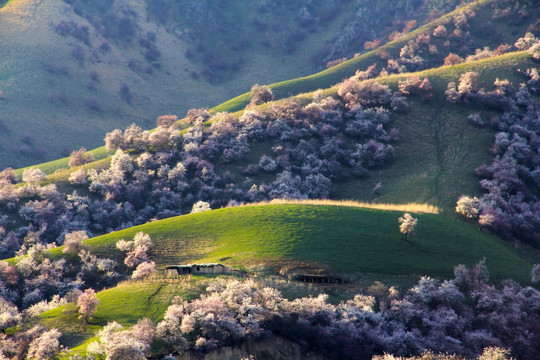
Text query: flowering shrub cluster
80 262 540 360
0 75 403 263
448 66 540 246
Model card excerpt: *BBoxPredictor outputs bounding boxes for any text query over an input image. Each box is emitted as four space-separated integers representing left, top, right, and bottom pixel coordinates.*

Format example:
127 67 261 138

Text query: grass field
23 204 530 284
22 202 532 357
37 279 208 356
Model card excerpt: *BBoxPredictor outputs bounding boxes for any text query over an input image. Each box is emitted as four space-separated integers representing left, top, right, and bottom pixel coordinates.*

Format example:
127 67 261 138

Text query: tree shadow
402 238 414 245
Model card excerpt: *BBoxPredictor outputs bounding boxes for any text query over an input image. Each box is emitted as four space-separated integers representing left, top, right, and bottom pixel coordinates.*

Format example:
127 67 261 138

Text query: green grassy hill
10 1 539 214
4 0 538 169
22 202 532 357
334 52 538 207
0 0 348 168
34 203 532 283
37 280 205 354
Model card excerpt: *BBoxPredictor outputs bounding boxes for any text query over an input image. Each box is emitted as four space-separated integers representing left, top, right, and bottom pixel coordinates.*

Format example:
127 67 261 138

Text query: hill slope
20 52 537 210
38 203 533 283
10 201 527 357
23 202 532 357
0 0 475 169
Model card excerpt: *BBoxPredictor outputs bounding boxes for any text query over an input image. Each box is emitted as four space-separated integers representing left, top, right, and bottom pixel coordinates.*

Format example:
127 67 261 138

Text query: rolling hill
31 202 532 283
9 0 538 214
1 1 539 357
17 51 537 211
17 202 533 358
0 0 474 169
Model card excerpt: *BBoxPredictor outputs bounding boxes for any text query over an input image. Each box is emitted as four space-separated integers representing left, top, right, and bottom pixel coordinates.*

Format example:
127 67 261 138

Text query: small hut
166 263 230 276
166 265 192 276
280 265 344 284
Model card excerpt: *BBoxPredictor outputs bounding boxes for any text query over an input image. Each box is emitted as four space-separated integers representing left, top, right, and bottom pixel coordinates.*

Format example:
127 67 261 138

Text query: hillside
0 0 474 169
18 52 538 210
1 0 540 359
13 202 533 358
2 50 538 269
38 281 205 353
36 203 532 283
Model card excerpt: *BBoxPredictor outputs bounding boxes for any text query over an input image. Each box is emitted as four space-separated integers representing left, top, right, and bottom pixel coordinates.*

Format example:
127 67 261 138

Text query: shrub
185 108 211 125
27 328 62 360
119 83 132 103
69 169 88 185
69 147 95 168
63 231 88 254
71 44 85 65
466 47 494 62
432 25 447 37
249 84 274 106
132 261 156 279
445 82 460 102
156 115 178 128
338 79 391 107
326 57 347 68
457 71 479 94
493 43 512 56
0 297 21 332
22 168 46 186
191 201 211 214
258 155 277 172
444 53 464 66
515 32 537 50
87 97 101 111
528 42 540 60
398 76 432 95
0 168 18 184
390 92 408 112
455 195 480 219
364 39 381 50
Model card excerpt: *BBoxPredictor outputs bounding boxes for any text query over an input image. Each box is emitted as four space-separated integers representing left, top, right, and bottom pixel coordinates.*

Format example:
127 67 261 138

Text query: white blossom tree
68 169 88 185
77 288 100 323
398 213 418 240
455 195 480 220
62 231 88 254
132 261 156 279
191 201 211 214
26 328 62 360
116 233 153 269
22 168 46 186
0 297 21 332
